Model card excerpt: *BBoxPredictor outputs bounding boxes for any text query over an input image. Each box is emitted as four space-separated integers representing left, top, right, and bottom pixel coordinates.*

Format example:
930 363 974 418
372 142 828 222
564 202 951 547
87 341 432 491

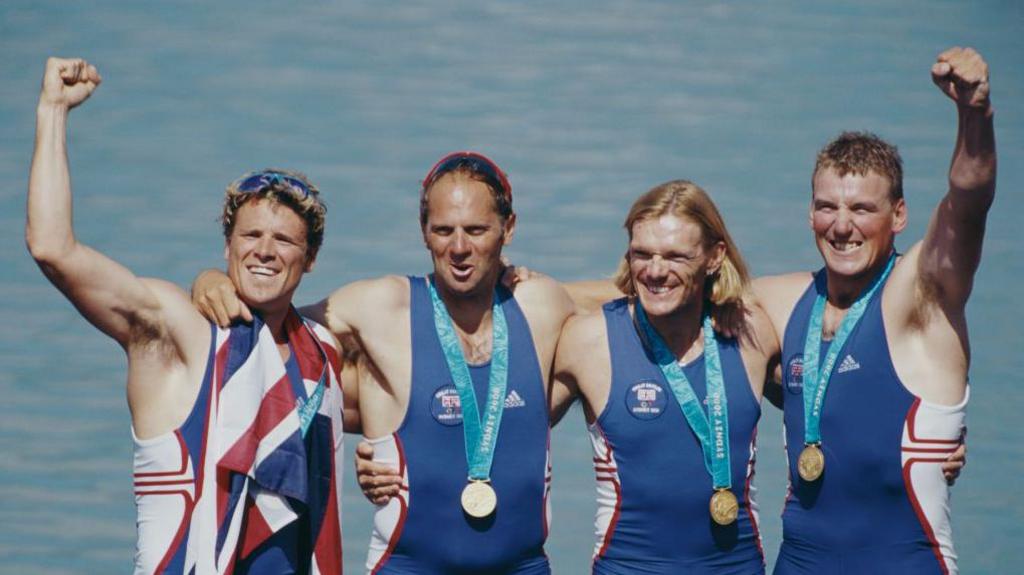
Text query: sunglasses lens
237 173 268 192
235 172 312 200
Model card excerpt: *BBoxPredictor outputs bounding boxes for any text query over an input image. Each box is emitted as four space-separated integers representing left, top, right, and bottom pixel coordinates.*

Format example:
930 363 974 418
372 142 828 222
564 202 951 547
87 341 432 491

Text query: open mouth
450 263 474 281
641 282 675 296
828 240 863 253
248 265 279 277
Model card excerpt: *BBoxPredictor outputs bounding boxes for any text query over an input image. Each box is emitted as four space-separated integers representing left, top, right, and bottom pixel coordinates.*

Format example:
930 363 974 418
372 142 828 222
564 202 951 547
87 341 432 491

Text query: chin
636 295 676 318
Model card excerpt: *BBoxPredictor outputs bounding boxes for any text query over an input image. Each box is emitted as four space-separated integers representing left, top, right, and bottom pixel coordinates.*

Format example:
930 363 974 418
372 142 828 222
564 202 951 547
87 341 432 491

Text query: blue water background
1 1 1021 573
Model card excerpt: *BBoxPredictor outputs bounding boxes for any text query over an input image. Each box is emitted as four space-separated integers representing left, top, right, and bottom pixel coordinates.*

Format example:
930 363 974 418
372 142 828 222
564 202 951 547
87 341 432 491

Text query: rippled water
2 1 1021 573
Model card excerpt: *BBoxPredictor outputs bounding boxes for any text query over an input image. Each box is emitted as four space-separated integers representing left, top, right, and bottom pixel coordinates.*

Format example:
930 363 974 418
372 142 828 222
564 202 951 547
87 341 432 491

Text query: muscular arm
551 312 609 426
27 58 171 348
916 47 996 308
564 280 623 314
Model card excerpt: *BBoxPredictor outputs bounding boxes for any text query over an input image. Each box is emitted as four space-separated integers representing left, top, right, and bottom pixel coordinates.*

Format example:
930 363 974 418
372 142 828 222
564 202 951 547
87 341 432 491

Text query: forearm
26 103 75 262
949 105 996 204
564 280 622 314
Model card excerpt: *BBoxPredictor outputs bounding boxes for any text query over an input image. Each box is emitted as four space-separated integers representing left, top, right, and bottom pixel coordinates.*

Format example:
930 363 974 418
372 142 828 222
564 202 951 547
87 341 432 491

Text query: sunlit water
2 2 1021 573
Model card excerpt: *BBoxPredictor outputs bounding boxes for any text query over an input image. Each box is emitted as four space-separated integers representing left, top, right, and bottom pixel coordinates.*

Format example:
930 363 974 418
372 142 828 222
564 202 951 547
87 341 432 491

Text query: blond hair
613 180 749 306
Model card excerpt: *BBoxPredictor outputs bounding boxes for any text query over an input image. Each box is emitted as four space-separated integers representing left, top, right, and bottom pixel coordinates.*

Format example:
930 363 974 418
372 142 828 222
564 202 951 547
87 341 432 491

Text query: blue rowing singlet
590 298 764 574
366 276 551 575
776 270 965 575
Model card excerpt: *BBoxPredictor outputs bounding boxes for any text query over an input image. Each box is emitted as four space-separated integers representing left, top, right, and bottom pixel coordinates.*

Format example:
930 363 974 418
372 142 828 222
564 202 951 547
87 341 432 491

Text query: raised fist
39 57 102 110
931 47 990 111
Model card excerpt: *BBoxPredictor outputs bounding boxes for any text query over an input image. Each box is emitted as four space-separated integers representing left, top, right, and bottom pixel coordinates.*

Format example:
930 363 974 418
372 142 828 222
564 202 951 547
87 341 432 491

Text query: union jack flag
134 309 344 574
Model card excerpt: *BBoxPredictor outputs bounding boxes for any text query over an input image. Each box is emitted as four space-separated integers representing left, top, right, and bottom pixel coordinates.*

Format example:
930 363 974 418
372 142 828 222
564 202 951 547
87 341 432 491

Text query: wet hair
612 180 750 306
221 168 326 256
420 153 513 228
813 131 903 202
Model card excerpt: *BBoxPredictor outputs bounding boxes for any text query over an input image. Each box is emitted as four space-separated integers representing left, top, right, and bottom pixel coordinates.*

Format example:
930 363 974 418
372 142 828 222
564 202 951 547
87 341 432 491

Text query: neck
435 276 496 335
641 298 705 362
257 305 292 362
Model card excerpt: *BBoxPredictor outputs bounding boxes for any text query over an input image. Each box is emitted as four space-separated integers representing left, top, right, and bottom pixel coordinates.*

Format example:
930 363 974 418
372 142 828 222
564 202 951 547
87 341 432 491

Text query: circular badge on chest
625 381 668 420
786 354 804 394
430 384 463 426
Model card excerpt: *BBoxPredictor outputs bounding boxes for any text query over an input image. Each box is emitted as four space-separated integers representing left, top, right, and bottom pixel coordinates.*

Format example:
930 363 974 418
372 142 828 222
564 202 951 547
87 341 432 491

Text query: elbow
25 226 74 267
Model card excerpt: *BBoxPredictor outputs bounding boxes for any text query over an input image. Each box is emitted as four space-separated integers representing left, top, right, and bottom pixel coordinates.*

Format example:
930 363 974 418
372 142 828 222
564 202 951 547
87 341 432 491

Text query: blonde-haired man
552 180 777 573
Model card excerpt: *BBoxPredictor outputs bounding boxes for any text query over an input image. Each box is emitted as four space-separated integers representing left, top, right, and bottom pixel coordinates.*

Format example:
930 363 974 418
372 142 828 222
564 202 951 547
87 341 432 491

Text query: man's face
628 214 724 319
422 173 514 299
225 198 313 316
810 167 906 283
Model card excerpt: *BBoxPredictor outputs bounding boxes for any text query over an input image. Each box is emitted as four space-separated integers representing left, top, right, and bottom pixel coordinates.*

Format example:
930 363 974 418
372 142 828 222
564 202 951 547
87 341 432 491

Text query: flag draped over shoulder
206 309 344 574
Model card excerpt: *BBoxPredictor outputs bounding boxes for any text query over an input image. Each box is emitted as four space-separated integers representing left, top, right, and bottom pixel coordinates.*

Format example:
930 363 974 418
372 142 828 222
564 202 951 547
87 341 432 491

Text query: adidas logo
837 354 861 374
504 390 526 409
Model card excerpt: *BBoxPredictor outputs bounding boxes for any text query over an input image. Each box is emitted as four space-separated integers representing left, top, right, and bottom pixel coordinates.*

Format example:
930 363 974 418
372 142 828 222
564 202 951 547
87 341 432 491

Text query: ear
304 249 318 273
706 241 727 275
502 213 517 245
224 240 230 262
891 197 908 234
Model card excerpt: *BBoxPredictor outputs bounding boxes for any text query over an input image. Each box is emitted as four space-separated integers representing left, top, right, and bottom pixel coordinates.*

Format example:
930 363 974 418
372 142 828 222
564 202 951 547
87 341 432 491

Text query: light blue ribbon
636 304 731 490
427 277 509 481
802 253 896 444
297 372 326 438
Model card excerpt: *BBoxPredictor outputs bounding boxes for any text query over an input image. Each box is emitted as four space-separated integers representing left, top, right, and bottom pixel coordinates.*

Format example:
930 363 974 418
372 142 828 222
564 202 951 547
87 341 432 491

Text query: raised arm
27 58 172 347
917 47 996 307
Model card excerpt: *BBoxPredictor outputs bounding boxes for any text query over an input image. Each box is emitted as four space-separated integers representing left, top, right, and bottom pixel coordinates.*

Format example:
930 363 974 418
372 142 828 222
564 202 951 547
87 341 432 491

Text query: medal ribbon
297 372 326 438
636 304 731 490
802 253 896 444
427 277 509 481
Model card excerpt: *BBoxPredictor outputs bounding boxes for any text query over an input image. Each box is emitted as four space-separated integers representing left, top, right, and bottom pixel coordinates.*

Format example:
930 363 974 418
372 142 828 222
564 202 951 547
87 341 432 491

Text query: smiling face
810 167 906 288
224 198 314 317
422 172 515 299
628 214 724 319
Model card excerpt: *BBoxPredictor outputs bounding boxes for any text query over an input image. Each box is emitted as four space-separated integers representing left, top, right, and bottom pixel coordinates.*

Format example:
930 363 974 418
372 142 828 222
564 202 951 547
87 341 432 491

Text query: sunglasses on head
422 152 512 200
234 170 314 200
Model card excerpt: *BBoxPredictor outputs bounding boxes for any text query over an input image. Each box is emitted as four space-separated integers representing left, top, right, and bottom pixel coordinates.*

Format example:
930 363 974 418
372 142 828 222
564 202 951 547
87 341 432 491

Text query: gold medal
797 443 825 482
461 480 497 518
709 489 739 526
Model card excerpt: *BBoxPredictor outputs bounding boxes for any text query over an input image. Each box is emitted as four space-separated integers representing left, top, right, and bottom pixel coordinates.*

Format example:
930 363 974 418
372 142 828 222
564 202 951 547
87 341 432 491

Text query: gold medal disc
797 444 825 482
461 480 497 518
709 489 739 526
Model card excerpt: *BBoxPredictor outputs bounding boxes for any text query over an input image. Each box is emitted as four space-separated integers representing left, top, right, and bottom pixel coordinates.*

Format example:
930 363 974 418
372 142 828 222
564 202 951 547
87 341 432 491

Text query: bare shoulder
514 273 570 304
752 272 813 329
513 274 575 326
886 241 924 298
336 274 411 308
557 311 609 366
752 272 813 302
738 299 780 358
311 274 411 332
562 311 607 343
137 278 206 331
134 277 209 359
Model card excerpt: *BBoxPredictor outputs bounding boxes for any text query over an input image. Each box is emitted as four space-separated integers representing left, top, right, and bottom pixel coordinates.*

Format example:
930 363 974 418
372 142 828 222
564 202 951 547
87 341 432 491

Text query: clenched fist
39 57 102 110
931 47 990 112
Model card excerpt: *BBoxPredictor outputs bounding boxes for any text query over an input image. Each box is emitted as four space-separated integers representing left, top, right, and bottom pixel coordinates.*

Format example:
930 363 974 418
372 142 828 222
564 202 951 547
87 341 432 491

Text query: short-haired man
552 180 778 573
753 47 994 574
27 58 346 574
193 152 576 574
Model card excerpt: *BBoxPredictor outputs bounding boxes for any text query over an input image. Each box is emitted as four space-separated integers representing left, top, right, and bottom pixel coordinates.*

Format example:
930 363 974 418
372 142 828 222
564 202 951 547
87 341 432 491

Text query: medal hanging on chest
427 277 509 518
799 254 895 482
636 304 737 525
